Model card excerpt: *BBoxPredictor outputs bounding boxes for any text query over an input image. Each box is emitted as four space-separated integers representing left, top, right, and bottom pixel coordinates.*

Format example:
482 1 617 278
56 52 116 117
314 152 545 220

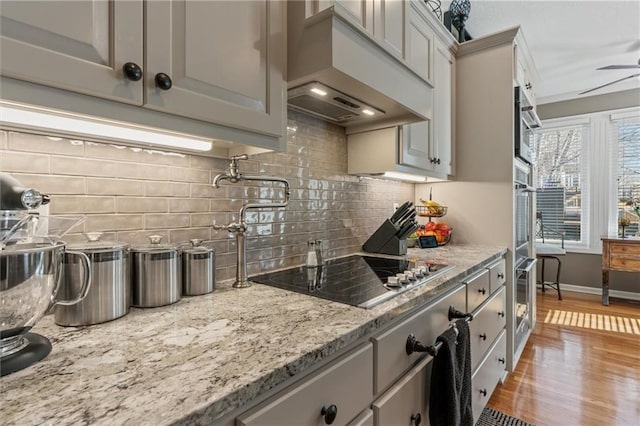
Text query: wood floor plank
487 291 640 426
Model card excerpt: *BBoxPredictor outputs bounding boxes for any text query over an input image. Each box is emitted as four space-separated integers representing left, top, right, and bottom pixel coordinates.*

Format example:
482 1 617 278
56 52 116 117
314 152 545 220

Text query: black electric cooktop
250 255 455 309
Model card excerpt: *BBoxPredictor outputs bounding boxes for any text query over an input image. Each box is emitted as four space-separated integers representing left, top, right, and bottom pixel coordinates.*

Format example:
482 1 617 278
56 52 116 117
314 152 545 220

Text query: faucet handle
230 154 248 162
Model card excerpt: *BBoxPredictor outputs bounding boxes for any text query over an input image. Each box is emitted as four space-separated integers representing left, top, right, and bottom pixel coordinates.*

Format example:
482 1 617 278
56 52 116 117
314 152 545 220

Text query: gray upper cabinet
145 1 284 137
0 0 286 148
405 1 435 83
399 121 432 171
373 0 405 60
0 0 143 104
432 37 454 176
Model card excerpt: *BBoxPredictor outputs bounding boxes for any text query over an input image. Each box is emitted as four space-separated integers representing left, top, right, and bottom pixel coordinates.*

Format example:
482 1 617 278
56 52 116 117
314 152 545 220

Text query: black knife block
363 219 407 256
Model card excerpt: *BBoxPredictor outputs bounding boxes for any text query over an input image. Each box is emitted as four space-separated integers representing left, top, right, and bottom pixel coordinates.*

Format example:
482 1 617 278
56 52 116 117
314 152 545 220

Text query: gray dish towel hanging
429 319 473 426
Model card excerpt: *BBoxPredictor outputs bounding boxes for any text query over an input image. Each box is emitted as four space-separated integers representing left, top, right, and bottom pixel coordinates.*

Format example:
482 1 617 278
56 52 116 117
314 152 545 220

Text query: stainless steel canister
55 232 129 326
181 239 215 296
131 235 181 307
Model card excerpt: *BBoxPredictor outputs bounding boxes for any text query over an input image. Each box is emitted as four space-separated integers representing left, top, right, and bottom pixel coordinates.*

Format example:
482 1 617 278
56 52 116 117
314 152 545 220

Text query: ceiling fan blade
579 73 640 95
597 65 640 70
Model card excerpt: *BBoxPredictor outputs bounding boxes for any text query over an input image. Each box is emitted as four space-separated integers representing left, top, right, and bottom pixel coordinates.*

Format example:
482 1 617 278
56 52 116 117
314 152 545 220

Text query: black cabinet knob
479 333 487 341
411 413 422 426
122 62 142 81
478 288 486 295
497 272 505 279
498 311 505 318
480 388 487 397
321 404 338 424
498 357 506 364
155 72 173 90
436 158 441 165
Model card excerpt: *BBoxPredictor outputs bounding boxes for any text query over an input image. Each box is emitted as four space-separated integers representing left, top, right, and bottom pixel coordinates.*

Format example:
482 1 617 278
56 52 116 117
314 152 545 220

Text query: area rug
477 407 535 426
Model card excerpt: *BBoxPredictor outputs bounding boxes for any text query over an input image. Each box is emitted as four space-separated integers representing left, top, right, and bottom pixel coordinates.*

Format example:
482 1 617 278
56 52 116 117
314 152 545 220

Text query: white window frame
538 106 640 255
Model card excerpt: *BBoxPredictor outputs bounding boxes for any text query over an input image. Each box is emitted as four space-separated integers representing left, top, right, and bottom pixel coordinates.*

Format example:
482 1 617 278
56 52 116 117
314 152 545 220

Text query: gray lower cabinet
471 330 507 425
372 285 466 394
372 356 432 426
236 343 373 426
469 287 506 373
348 409 374 426
465 268 491 313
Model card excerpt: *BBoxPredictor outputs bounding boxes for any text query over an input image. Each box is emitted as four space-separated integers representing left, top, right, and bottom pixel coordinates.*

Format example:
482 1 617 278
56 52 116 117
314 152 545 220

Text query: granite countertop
0 244 506 425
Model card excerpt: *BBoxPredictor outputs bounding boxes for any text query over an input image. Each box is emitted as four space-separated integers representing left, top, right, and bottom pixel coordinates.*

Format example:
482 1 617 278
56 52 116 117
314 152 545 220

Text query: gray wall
537 90 640 294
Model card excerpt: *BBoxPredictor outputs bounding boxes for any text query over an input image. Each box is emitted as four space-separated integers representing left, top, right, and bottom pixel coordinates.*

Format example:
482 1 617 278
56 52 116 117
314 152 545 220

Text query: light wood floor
488 291 640 426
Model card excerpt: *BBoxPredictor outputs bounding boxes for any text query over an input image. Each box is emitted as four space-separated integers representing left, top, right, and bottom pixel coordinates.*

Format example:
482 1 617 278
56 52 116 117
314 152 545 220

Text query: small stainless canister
131 235 181 308
55 232 130 326
181 239 215 296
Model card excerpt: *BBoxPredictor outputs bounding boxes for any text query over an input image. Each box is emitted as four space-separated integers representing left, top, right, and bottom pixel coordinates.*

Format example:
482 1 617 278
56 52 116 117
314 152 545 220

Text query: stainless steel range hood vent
287 3 432 134
288 82 385 124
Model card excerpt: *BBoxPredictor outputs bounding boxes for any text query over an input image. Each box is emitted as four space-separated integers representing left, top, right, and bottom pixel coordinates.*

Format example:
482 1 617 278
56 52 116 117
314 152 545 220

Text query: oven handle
516 257 538 274
514 183 536 192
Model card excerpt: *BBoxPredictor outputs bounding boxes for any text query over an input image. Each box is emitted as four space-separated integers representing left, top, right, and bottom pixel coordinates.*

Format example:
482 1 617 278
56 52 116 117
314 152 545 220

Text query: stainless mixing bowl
0 242 91 355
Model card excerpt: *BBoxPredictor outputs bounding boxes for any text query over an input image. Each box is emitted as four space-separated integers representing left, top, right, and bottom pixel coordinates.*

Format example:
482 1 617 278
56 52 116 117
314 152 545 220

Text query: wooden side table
601 237 640 305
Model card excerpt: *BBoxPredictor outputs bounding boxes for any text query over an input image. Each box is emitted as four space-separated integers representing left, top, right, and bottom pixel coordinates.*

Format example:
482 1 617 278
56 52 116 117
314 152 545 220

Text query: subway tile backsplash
0 111 414 281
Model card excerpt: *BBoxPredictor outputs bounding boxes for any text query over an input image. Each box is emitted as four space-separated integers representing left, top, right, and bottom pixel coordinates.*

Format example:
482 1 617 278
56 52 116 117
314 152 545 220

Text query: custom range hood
287 3 432 134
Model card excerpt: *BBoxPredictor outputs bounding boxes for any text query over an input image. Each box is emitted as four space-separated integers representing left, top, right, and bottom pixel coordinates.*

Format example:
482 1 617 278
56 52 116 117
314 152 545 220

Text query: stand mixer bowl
0 241 91 375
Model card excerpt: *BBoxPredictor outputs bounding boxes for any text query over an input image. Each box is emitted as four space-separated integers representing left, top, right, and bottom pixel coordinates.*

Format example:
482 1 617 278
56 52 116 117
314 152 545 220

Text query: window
613 115 640 236
533 123 588 245
534 107 640 253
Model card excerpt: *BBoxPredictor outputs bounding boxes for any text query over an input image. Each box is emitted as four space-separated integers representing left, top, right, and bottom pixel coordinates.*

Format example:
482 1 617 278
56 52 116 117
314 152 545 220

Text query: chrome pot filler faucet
212 154 290 288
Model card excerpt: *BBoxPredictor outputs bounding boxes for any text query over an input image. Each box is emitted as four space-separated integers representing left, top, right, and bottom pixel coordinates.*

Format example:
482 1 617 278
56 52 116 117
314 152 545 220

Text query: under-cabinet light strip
0 102 213 152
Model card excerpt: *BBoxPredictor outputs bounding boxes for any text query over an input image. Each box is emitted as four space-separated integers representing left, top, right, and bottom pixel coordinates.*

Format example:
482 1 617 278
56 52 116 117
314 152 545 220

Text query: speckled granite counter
0 244 505 425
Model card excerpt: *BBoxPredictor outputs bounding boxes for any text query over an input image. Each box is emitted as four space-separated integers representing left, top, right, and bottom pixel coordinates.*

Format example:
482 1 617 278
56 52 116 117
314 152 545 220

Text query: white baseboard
559 283 640 302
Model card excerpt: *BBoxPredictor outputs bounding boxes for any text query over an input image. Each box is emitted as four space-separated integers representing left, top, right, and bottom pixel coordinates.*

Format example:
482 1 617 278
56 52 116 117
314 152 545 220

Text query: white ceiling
442 0 640 104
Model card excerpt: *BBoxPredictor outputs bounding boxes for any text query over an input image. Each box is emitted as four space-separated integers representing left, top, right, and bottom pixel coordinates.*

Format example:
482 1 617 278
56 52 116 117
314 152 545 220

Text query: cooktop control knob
387 276 401 287
395 273 409 284
411 268 424 279
404 270 417 281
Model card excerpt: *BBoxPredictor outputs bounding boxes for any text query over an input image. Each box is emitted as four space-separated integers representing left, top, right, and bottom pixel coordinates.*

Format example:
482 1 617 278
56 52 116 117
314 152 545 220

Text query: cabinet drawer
471 330 507 425
469 286 506 373
465 269 490 312
487 259 506 293
609 243 640 256
237 343 373 426
372 285 466 394
348 409 374 426
372 356 432 426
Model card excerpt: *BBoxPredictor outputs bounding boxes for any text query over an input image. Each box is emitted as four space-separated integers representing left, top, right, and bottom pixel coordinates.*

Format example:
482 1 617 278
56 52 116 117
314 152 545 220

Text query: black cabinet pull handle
122 62 142 81
480 388 487 397
479 333 487 341
478 288 486 295
155 72 173 90
436 158 441 165
498 357 506 364
448 306 473 321
321 404 338 424
411 413 422 426
497 272 505 279
498 311 505 318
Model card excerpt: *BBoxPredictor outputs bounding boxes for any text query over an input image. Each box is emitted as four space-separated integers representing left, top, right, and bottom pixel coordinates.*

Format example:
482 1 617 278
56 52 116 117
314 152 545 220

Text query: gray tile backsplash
0 111 414 281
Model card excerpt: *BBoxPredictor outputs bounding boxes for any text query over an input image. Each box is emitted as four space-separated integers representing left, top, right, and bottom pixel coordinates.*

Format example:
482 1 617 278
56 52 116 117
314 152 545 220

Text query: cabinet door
145 0 285 137
372 356 431 426
0 0 143 104
432 39 454 176
405 3 434 82
317 0 373 31
471 330 507 425
399 121 432 170
373 0 405 59
237 344 373 426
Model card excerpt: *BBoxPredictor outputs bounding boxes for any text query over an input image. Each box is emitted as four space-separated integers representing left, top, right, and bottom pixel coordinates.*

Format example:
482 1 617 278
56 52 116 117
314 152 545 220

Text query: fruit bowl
416 205 448 217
